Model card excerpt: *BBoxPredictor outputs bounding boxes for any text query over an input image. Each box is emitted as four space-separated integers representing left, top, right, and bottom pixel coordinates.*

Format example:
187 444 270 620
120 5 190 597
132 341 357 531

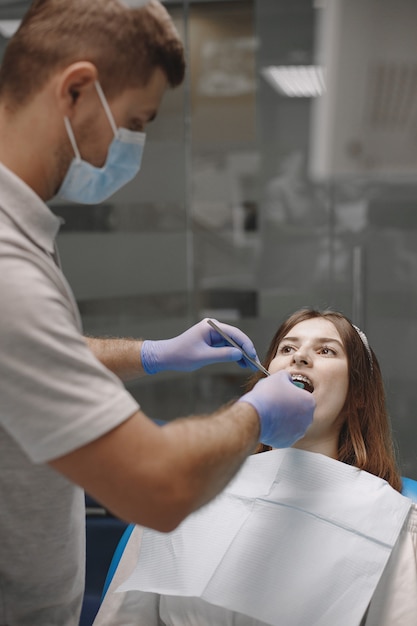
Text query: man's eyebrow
131 111 157 128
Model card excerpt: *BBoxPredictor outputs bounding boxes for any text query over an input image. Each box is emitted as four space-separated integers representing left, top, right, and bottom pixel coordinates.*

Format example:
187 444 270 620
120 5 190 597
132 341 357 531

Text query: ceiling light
261 65 325 98
0 20 20 38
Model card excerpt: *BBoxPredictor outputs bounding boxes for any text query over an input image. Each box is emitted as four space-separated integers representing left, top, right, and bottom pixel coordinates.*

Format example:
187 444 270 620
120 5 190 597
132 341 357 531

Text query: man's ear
56 61 98 117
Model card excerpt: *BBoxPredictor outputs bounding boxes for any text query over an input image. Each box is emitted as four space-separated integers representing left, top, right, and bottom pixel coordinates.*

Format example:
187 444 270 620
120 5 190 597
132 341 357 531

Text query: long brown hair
249 309 402 491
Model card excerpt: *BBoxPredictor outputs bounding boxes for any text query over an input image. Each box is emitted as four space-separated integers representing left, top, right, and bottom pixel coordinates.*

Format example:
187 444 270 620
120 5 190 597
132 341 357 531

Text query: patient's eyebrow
281 336 345 350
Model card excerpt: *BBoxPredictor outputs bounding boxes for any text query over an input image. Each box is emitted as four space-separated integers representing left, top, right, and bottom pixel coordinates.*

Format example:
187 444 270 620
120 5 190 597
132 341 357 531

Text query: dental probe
207 319 270 377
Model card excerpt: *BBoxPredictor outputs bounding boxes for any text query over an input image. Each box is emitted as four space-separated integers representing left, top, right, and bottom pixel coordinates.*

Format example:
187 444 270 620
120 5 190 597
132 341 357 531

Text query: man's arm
85 336 144 381
85 318 261 382
49 371 314 533
49 403 260 532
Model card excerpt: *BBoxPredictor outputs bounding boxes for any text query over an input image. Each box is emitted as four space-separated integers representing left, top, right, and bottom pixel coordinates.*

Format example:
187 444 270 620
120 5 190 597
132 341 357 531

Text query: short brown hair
246 309 402 491
0 0 185 105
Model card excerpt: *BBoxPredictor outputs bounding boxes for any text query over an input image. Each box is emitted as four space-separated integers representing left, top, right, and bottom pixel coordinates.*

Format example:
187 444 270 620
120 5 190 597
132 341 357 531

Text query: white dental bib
118 449 412 626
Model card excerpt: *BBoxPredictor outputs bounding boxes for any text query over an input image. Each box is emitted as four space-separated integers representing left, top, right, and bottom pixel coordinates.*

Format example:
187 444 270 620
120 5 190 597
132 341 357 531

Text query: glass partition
1 0 416 478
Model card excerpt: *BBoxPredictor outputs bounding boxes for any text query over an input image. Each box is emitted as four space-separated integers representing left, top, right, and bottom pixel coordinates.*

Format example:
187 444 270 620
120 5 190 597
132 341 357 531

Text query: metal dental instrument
207 319 270 377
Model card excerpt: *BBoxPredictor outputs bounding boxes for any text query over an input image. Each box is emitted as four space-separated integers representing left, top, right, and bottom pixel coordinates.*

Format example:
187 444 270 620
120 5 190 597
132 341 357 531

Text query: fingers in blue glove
141 318 262 374
207 319 261 372
237 370 315 448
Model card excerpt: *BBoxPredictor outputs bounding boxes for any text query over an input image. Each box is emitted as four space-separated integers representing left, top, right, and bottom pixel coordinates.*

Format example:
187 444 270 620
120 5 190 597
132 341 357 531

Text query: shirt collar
0 161 62 255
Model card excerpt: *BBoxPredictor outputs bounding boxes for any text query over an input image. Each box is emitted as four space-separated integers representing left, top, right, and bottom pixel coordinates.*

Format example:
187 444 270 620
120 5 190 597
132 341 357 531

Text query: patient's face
268 318 349 456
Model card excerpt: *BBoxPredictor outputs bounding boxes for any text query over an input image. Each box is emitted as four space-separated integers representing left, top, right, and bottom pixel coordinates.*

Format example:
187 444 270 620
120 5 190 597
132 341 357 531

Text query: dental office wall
1 0 416 480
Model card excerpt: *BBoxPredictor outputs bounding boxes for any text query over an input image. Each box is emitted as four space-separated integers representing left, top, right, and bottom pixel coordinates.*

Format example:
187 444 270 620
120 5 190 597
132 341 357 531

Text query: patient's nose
292 349 310 366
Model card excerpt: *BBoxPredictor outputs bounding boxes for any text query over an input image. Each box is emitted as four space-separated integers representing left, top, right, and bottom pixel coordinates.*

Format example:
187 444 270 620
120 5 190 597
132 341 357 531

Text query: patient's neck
291 436 339 460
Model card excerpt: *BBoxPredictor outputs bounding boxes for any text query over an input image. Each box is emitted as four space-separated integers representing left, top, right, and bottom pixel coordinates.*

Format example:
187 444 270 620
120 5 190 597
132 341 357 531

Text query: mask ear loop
94 81 118 137
63 117 81 160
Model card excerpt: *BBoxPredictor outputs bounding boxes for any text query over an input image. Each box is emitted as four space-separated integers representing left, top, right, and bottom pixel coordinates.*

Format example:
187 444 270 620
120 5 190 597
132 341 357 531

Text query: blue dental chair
78 494 129 626
79 419 167 626
401 476 417 500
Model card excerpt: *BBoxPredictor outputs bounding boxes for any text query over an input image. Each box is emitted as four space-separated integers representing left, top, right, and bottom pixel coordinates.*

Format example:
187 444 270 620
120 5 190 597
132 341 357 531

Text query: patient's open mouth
291 374 314 393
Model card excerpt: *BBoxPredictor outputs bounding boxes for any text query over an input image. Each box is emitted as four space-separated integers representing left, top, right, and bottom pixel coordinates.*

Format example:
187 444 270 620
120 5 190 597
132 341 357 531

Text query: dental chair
78 494 129 626
401 476 417 500
79 419 167 626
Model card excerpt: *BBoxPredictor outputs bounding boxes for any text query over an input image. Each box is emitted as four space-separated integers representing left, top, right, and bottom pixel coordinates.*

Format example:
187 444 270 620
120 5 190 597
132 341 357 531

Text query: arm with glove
85 318 261 380
62 321 314 530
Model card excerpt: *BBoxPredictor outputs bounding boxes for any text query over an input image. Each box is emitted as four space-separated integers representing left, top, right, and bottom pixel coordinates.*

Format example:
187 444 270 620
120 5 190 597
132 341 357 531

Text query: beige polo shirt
0 162 139 625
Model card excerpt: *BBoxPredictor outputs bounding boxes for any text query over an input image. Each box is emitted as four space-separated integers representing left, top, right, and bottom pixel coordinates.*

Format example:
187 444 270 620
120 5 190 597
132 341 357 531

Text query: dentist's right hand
237 370 315 448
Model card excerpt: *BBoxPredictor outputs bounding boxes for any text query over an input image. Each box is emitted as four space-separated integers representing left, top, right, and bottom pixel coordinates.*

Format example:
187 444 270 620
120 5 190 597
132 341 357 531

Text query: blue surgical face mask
57 81 146 204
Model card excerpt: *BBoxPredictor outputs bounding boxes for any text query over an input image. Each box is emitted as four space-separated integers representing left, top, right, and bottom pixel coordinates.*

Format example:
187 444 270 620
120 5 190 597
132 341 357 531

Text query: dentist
0 1 314 625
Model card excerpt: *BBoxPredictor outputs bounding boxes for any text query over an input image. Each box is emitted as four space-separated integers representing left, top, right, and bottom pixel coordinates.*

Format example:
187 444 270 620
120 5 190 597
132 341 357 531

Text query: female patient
94 309 417 626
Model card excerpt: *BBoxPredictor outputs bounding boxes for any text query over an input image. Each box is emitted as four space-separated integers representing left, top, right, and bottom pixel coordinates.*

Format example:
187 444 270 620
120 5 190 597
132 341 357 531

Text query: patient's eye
318 345 337 356
278 344 295 354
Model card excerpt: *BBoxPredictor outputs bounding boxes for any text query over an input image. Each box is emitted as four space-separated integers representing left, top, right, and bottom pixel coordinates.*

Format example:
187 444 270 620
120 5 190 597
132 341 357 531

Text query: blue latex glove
238 370 315 448
141 318 260 374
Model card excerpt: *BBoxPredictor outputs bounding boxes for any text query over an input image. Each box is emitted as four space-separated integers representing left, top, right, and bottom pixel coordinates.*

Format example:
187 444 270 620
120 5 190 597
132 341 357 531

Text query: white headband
353 325 373 371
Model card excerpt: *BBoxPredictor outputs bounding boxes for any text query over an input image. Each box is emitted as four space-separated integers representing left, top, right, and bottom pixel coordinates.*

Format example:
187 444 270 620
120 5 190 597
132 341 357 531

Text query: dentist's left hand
141 318 260 374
